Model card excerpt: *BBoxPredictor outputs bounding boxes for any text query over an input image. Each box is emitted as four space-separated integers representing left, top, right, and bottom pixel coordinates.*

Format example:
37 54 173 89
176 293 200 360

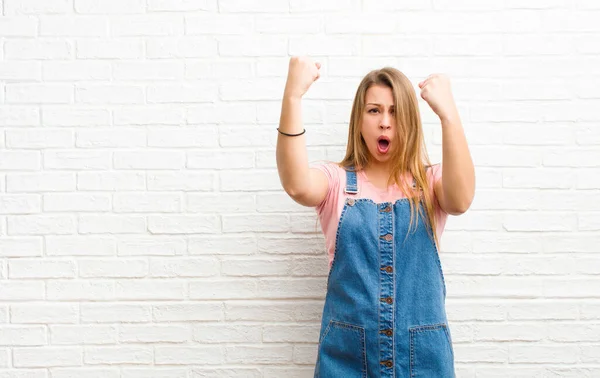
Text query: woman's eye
368 108 378 113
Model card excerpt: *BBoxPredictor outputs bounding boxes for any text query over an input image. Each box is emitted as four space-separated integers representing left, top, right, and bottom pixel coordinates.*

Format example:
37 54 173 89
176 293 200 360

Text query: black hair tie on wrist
277 128 306 137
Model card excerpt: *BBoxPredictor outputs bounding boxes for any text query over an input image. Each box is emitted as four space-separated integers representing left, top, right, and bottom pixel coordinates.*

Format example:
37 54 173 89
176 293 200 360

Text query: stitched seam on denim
326 201 351 286
410 328 415 378
443 326 454 358
410 323 447 332
391 202 396 377
361 326 367 378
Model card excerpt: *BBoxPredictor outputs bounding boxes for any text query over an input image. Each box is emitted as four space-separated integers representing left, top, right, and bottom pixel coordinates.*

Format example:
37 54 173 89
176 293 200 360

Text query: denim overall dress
314 167 455 378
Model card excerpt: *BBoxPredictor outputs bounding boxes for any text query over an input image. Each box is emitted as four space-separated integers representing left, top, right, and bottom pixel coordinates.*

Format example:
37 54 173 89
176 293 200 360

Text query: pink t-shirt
313 162 448 268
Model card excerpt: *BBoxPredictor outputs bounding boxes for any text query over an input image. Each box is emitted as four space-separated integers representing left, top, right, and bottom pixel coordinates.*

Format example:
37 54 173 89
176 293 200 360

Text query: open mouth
377 136 390 154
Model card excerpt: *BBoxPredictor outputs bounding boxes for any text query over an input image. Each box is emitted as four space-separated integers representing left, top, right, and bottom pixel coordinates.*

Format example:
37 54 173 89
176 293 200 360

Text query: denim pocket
409 323 455 378
315 320 366 378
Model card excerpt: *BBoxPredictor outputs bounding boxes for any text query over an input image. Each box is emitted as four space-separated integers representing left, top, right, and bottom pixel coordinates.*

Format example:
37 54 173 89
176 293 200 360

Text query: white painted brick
40 16 108 37
53 366 117 377
190 279 257 300
7 215 76 235
110 15 184 37
256 193 310 213
263 324 319 343
504 168 574 189
0 194 40 214
0 17 38 37
46 236 115 256
221 258 291 277
255 15 322 34
78 259 147 278
81 304 151 323
289 36 359 56
225 300 322 322
0 105 40 126
185 14 253 35
76 128 146 148
454 344 508 363
185 193 255 213
112 62 184 81
258 278 326 299
42 198 96 222
293 344 317 364
13 347 82 368
152 303 223 322
219 170 281 191
147 83 217 103
434 36 502 56
44 151 111 170
47 281 114 300
219 0 288 12
50 325 117 345
119 325 188 343
257 236 324 255
118 237 186 256
43 107 109 126
113 105 186 125
0 326 46 346
43 61 111 81
148 215 220 234
188 236 257 255
113 193 181 213
447 276 543 298
289 0 359 12
77 172 145 191
503 212 576 232
113 151 185 170
8 259 75 279
6 84 73 105
4 0 72 15
186 60 253 79
148 0 217 12
79 215 145 234
0 238 43 257
187 103 256 124
510 344 578 364
192 324 261 343
149 257 218 278
325 13 397 34
0 282 44 301
116 279 185 301
4 39 73 60
226 345 293 364
147 171 215 191
187 150 253 169
84 346 153 364
6 129 73 149
75 85 144 104
75 0 145 14
508 301 579 320
11 304 78 324
155 346 224 365
122 369 186 378
76 39 143 59
0 151 41 172
264 368 314 378
146 37 218 59
218 36 288 57
222 214 289 233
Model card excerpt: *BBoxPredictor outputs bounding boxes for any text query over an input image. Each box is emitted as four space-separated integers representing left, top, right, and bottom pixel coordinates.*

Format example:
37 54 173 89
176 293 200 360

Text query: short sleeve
312 162 340 214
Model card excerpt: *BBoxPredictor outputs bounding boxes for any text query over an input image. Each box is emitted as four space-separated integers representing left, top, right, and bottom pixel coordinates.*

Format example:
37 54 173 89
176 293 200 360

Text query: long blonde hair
339 67 438 246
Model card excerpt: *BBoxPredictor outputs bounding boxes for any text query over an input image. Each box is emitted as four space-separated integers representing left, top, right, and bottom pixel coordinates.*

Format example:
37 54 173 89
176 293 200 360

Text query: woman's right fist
284 56 321 99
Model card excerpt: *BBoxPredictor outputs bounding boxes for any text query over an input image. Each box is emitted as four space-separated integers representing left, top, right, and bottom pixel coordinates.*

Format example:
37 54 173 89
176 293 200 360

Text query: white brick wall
0 0 599 377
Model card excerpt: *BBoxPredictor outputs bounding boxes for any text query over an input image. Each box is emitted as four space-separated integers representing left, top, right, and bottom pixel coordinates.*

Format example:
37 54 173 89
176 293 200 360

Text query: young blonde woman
276 56 475 378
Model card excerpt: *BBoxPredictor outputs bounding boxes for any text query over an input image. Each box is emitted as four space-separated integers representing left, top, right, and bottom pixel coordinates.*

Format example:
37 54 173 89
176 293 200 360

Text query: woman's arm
276 56 328 207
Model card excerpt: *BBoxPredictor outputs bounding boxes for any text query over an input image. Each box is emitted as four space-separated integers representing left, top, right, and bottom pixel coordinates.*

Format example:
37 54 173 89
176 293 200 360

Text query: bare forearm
441 114 475 212
276 95 310 196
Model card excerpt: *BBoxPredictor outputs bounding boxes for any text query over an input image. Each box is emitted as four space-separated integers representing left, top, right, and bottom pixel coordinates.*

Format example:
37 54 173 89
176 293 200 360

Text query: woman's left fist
418 74 458 122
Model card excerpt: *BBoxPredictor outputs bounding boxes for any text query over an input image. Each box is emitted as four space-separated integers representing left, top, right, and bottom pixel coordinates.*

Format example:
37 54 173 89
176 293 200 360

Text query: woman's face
360 84 397 164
